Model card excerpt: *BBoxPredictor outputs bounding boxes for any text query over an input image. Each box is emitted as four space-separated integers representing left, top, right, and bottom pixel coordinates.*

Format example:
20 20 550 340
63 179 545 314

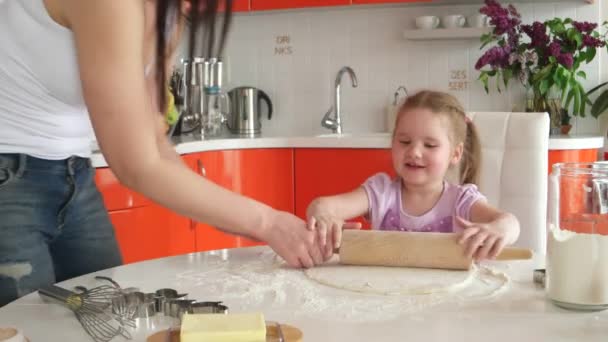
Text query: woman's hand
260 211 326 269
456 216 508 261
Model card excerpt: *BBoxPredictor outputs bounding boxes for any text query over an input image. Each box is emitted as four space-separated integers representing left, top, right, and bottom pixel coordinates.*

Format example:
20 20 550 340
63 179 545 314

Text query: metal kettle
226 86 273 136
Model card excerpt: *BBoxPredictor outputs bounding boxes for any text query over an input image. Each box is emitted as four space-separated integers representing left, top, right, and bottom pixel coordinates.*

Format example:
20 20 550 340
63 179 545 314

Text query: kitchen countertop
91 132 605 168
0 246 606 341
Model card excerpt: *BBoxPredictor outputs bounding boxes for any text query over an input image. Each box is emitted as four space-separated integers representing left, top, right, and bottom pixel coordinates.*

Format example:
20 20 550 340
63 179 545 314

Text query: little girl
307 90 520 262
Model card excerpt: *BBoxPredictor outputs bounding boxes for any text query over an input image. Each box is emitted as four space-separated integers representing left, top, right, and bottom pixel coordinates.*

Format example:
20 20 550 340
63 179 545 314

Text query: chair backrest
468 112 550 253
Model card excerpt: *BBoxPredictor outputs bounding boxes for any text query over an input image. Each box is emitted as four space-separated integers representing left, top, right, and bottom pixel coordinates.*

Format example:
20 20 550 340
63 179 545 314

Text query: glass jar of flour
547 162 608 311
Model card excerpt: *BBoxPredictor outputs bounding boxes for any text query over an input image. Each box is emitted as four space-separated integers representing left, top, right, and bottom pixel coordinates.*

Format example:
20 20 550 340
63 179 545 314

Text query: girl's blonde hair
395 90 481 185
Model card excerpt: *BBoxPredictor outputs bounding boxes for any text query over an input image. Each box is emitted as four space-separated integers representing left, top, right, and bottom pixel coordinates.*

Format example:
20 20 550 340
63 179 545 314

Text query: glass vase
526 86 562 135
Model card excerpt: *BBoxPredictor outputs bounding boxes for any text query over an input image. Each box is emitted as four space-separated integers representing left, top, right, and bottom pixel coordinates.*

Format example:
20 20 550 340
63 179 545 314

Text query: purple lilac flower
582 35 606 48
522 22 549 49
480 0 520 35
507 4 520 18
573 21 598 34
557 53 574 68
526 51 539 67
475 45 511 70
518 70 529 84
509 52 518 65
548 41 561 57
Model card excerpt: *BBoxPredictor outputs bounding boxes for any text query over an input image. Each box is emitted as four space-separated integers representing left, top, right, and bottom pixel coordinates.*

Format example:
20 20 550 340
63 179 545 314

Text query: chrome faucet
322 66 358 134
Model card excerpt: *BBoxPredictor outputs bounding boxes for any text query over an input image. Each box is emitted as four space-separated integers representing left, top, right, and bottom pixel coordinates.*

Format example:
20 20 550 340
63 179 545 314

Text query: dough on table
304 256 476 295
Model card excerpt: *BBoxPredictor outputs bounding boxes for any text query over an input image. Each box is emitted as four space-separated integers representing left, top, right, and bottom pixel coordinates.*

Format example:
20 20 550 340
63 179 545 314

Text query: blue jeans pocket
0 162 14 188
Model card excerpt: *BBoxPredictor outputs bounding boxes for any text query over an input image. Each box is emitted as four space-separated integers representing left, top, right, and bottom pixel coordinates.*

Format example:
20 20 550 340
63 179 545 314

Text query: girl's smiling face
391 108 463 188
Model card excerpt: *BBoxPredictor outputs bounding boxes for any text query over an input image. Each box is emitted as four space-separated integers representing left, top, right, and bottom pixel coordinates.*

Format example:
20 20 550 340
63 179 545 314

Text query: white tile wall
190 1 604 136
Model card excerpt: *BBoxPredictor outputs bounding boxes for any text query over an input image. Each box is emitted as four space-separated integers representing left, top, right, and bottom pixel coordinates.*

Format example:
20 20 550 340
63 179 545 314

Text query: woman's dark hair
155 0 233 111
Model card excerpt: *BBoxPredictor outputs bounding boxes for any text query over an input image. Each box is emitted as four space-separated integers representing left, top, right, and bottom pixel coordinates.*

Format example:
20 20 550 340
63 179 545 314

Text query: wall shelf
403 27 492 41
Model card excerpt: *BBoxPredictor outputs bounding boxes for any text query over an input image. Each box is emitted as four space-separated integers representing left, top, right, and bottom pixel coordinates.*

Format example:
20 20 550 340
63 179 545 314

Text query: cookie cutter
533 269 546 288
154 288 187 313
189 301 229 314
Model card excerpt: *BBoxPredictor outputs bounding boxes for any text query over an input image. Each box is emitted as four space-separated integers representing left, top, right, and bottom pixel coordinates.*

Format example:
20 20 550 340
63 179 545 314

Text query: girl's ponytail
460 119 481 185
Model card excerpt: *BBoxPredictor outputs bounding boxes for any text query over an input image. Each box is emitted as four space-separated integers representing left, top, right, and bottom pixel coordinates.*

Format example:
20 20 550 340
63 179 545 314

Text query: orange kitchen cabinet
233 0 250 11
183 152 242 251
251 0 349 11
218 0 250 12
548 149 599 174
95 168 151 211
223 149 295 247
166 210 197 257
108 205 172 264
294 148 394 229
353 0 430 3
184 149 295 249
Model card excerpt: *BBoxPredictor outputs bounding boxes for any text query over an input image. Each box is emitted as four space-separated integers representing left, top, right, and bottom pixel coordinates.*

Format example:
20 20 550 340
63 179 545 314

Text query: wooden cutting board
146 323 303 342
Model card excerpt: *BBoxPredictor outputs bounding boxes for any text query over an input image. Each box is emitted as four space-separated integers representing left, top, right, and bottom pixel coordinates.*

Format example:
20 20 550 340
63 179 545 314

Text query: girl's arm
458 201 521 260
58 0 322 268
306 187 370 258
307 188 371 223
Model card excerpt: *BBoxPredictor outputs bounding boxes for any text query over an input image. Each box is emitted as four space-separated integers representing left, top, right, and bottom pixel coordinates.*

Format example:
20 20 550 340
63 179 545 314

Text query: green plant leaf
532 64 553 83
565 89 575 111
540 79 550 96
587 81 608 95
567 28 583 48
573 86 581 116
586 48 597 63
502 69 512 88
496 71 502 93
577 70 587 79
479 72 490 93
561 84 569 104
579 85 588 117
591 90 608 118
480 33 494 49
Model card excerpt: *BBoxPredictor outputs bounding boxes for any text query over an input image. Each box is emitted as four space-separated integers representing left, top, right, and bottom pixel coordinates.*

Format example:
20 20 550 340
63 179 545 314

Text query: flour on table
173 249 510 323
304 255 476 295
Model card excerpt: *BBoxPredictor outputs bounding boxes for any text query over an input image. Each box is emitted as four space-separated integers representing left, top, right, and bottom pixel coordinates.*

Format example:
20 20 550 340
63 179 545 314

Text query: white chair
468 112 550 254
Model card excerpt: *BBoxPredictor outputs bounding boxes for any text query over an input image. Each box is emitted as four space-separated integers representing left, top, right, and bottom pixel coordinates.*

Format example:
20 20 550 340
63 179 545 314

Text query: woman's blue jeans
0 154 123 307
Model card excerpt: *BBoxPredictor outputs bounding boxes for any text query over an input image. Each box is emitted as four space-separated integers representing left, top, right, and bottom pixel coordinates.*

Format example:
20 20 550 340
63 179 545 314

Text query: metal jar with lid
546 162 608 311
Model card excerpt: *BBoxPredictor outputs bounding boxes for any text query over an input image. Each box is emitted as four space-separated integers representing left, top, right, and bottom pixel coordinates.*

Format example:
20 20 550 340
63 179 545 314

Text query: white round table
1 246 607 342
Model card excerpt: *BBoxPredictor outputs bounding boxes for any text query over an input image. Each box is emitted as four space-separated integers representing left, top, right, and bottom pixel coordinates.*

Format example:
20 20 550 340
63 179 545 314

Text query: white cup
442 14 466 29
415 16 440 30
467 14 491 28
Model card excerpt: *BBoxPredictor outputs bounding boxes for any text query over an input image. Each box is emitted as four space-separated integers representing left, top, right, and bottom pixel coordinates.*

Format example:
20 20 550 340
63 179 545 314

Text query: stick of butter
180 312 266 342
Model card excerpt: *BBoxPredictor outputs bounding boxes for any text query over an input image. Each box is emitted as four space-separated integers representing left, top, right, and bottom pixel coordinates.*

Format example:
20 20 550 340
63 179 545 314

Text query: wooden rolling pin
337 230 533 270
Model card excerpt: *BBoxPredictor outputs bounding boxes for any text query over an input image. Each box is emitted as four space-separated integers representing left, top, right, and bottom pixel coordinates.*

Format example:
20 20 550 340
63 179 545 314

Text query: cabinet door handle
196 159 206 177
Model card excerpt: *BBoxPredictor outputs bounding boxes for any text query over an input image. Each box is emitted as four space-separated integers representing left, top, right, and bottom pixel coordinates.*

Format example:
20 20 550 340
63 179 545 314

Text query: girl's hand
456 216 508 261
306 216 362 261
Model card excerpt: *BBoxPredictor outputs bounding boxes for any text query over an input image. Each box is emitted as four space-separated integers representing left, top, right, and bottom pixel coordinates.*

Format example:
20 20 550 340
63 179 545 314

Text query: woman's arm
58 0 322 268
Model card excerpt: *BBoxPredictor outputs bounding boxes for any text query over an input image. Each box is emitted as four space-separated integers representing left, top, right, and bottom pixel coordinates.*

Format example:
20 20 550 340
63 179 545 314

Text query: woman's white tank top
0 0 93 159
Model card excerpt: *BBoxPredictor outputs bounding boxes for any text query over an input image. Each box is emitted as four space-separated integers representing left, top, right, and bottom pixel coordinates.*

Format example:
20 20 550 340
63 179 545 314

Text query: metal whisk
39 284 135 342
